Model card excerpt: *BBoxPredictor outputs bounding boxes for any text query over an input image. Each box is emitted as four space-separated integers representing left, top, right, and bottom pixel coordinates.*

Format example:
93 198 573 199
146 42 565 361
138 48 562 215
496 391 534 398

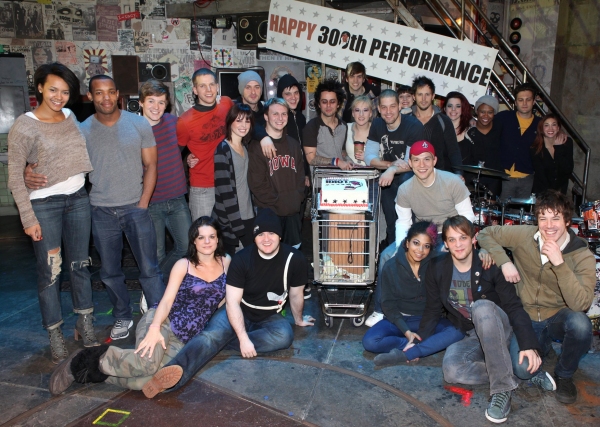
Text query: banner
266 0 498 103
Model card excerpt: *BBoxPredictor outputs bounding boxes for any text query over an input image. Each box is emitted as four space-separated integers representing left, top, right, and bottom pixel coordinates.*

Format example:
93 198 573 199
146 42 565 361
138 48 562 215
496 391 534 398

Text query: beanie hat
238 70 263 96
253 208 282 238
475 95 499 114
277 74 302 98
409 140 436 157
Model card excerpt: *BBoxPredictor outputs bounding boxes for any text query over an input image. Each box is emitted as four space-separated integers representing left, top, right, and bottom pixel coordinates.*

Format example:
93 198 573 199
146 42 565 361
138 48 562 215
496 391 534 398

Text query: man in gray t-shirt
81 76 165 340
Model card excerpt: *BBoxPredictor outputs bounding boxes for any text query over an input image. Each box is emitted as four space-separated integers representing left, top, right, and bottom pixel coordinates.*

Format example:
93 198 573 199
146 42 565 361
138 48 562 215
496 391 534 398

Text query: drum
488 210 503 226
473 207 489 226
519 213 536 225
503 213 519 225
571 217 584 236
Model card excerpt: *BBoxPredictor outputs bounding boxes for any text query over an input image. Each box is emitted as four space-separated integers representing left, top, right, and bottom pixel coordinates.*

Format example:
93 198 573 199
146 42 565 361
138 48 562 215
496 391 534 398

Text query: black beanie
277 74 302 99
253 208 282 238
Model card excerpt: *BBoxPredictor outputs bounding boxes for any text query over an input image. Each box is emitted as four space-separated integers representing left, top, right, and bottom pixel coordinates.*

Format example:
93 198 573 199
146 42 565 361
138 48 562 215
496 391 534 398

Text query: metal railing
397 0 591 201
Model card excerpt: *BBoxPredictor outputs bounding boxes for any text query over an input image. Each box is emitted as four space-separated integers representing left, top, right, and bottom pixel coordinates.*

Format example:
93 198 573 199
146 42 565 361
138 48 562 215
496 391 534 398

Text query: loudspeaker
138 62 172 83
112 55 139 95
126 95 141 115
237 13 268 48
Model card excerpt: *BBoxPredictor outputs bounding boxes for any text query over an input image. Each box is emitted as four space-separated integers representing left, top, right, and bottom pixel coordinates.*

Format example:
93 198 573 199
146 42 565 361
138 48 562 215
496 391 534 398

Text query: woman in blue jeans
8 63 99 363
362 221 465 365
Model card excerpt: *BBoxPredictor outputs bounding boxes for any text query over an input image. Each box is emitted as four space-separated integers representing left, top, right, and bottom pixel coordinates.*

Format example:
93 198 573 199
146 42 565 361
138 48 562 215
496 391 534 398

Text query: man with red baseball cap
366 140 476 327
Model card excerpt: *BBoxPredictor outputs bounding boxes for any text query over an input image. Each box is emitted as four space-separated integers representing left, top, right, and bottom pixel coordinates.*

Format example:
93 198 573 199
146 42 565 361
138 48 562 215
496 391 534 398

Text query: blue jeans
31 187 93 329
91 203 165 321
148 196 192 280
165 306 294 392
443 300 518 395
510 308 592 379
363 317 464 361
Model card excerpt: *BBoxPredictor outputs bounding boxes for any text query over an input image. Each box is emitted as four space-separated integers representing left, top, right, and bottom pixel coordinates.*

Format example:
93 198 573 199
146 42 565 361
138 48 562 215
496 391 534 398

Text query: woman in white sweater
8 63 98 364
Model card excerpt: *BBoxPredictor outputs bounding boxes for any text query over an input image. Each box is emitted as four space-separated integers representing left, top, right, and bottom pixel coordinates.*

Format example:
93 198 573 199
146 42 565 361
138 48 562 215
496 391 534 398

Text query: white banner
266 0 498 103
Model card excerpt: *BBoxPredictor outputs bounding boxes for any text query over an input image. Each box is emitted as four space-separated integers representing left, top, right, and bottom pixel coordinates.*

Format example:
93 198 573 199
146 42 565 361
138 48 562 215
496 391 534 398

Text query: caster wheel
352 317 365 327
324 316 334 328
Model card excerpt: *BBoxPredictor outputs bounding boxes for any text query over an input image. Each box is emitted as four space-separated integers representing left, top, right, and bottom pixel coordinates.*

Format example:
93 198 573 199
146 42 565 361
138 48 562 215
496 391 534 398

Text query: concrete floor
1 215 599 427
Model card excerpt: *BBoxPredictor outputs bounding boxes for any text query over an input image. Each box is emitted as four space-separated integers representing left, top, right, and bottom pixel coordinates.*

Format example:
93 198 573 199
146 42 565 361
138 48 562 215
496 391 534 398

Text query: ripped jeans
31 186 93 329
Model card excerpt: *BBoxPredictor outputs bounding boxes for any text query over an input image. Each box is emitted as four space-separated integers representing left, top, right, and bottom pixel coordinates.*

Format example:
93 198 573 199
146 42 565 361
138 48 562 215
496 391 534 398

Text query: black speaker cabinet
237 13 268 48
138 62 172 83
112 55 139 95
126 95 141 114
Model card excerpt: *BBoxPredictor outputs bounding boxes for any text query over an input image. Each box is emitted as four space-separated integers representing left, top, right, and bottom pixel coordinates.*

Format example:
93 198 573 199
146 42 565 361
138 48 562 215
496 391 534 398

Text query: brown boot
142 366 183 398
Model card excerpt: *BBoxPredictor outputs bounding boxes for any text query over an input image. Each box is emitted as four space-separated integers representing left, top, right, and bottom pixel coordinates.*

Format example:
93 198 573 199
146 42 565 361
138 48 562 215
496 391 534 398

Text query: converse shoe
110 320 134 340
555 376 577 404
365 311 384 327
530 370 556 391
485 390 512 423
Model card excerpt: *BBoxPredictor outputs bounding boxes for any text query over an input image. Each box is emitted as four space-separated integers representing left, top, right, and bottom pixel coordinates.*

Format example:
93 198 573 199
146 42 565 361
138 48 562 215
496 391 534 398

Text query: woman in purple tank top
48 217 231 396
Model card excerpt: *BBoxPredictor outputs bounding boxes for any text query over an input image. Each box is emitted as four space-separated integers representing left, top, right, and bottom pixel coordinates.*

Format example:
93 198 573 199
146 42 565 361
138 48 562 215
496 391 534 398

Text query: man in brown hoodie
248 97 305 248
478 190 595 405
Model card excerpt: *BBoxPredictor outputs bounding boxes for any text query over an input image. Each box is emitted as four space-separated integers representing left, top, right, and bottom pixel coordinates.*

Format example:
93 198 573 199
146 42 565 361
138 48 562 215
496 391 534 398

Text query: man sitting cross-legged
418 215 542 424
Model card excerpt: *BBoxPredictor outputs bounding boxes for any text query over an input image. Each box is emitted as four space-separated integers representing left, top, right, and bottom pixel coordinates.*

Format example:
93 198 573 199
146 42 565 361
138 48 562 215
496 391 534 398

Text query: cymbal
455 164 509 178
507 196 536 205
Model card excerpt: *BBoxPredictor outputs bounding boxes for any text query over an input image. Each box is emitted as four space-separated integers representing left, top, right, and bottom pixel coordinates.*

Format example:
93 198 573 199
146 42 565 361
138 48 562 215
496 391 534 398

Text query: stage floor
1 215 599 427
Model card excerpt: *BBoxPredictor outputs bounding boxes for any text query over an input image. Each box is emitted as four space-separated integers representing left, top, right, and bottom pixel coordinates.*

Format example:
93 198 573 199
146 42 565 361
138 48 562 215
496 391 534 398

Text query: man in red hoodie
247 98 305 248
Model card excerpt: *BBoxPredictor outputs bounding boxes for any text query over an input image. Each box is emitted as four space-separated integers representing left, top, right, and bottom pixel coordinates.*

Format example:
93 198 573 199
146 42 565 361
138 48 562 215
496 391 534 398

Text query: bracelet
149 324 160 329
331 157 337 166
335 158 339 166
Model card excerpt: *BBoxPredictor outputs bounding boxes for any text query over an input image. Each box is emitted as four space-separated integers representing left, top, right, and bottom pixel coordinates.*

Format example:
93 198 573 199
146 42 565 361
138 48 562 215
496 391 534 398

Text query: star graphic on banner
423 37 430 45
468 49 475 56
269 36 275 43
438 41 445 49
412 74 418 80
441 81 449 89
286 5 292 12
456 86 463 92
339 17 345 24
330 52 336 59
371 63 378 69
395 30 402 38
400 70 406 78
471 90 479 97
381 27 388 35
453 45 460 53
281 40 287 47
292 43 298 50
353 20 359 28
327 14 333 21
305 45 312 53
299 7 306 15
410 34 417 42
273 2 279 9
483 53 491 61
343 56 350 62
313 11 319 18
318 49 324 55
385 66 392 73
367 23 373 31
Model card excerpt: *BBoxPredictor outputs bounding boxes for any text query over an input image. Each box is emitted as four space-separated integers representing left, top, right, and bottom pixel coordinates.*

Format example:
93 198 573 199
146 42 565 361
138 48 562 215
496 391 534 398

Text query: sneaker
142 365 183 398
110 320 134 340
304 285 312 300
555 376 577 404
485 391 512 423
140 294 148 314
365 311 384 327
530 370 556 391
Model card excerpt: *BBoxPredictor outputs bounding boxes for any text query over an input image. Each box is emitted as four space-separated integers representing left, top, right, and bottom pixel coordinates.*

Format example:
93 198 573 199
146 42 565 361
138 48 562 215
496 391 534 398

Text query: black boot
71 344 110 384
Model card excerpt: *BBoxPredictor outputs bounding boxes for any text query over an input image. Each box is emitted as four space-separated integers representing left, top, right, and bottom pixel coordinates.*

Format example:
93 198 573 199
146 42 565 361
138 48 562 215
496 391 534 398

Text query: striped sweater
212 140 250 245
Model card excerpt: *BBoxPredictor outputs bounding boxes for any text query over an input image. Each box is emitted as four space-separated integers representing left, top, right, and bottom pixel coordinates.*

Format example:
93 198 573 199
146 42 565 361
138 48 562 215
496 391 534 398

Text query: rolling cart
311 167 380 327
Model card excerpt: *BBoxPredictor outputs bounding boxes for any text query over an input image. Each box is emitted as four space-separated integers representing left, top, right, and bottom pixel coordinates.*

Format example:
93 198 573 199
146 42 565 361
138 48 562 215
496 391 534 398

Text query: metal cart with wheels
311 167 380 328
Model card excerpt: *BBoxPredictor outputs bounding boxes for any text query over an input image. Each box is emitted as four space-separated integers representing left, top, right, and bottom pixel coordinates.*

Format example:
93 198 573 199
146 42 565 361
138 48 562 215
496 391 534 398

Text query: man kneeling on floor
144 208 315 396
417 215 541 424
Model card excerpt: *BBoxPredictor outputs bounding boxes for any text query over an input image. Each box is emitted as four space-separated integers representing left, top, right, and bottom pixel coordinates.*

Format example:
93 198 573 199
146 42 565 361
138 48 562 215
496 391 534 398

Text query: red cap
410 140 436 157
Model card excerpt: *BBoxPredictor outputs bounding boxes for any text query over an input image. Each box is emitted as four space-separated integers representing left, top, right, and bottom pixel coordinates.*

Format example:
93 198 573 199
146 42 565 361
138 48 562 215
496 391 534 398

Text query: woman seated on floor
49 216 230 396
362 221 465 366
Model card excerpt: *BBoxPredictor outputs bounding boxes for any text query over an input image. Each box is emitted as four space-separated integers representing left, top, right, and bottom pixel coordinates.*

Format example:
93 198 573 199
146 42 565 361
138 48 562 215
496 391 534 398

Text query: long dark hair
532 113 562 155
444 91 472 135
186 216 226 267
34 62 80 106
225 103 254 144
405 221 437 251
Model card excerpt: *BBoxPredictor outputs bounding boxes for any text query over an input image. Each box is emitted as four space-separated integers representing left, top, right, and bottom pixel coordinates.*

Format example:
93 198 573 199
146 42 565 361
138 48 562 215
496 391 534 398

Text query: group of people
7 60 592 424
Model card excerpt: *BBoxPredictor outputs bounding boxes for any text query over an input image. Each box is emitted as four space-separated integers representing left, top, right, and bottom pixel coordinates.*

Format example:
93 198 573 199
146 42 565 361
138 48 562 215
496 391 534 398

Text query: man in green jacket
478 190 595 405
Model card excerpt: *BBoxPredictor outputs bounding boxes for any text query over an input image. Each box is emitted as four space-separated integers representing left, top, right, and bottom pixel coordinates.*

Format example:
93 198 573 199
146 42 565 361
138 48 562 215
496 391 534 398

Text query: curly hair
534 190 574 225
405 221 438 250
444 91 472 135
314 78 346 115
